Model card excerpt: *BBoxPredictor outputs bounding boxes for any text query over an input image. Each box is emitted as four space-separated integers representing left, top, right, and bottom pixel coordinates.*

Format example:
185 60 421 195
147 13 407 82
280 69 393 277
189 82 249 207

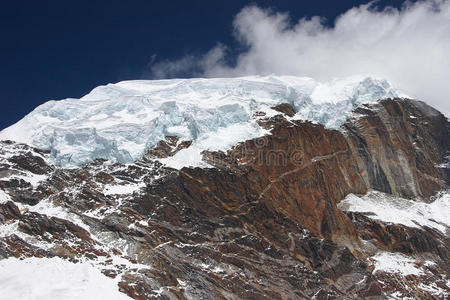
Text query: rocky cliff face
344 99 449 200
0 98 448 299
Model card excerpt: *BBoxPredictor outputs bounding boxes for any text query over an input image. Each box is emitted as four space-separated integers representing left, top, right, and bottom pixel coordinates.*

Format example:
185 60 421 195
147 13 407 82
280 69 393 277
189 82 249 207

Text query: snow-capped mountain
0 76 449 299
0 75 404 167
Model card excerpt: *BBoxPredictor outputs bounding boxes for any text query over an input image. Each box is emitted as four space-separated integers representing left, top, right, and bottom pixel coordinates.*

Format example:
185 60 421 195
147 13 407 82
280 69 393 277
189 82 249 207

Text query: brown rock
0 201 21 223
271 103 296 117
146 136 192 158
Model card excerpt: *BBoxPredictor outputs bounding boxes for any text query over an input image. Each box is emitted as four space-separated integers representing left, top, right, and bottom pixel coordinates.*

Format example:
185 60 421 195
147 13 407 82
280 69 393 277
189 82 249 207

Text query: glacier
0 75 405 167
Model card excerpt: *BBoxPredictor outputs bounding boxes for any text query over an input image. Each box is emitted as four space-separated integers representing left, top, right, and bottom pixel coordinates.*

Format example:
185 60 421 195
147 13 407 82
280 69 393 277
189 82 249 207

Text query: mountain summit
0 75 403 167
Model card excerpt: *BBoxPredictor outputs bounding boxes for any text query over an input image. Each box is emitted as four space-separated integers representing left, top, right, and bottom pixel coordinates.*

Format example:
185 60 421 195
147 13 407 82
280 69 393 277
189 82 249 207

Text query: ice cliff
0 75 404 166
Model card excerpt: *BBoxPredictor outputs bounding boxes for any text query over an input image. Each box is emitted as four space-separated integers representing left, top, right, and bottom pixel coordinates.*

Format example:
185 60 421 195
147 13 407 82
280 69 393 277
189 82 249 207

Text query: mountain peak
0 75 404 167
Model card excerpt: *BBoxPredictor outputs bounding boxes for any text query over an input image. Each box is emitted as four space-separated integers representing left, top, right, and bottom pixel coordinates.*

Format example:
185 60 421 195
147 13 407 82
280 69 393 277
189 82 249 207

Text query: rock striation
0 98 449 299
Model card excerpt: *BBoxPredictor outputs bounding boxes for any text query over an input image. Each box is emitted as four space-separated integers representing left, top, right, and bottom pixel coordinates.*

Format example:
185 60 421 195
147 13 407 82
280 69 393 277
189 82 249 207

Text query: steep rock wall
201 98 449 243
344 99 449 200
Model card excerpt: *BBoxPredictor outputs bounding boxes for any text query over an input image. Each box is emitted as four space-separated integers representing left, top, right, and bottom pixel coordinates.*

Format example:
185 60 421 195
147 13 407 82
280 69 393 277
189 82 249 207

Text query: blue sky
2 0 446 130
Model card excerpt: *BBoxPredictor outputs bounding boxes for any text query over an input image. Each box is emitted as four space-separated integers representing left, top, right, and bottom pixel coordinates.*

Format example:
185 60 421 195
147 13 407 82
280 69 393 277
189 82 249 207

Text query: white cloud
151 0 450 115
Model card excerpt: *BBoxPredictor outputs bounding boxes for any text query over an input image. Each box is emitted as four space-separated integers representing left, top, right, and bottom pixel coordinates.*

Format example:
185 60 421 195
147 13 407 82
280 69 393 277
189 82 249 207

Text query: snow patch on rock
372 252 423 276
103 182 145 196
338 190 450 235
0 189 11 204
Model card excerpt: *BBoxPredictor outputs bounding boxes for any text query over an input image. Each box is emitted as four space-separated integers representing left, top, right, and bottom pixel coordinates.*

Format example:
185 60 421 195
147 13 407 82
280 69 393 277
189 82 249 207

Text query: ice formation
0 75 405 167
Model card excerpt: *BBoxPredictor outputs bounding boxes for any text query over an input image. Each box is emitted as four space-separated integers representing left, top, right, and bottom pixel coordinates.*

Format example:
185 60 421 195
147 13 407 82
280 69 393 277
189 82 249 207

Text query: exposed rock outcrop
146 136 192 159
344 99 449 200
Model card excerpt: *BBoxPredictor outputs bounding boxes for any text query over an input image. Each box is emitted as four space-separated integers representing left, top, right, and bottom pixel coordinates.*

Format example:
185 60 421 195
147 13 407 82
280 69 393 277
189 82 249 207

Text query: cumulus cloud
150 0 450 115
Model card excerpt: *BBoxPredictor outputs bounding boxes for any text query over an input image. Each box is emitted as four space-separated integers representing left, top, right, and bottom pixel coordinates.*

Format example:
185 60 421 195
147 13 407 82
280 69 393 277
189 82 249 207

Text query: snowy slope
338 190 450 235
0 75 404 167
0 257 130 300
